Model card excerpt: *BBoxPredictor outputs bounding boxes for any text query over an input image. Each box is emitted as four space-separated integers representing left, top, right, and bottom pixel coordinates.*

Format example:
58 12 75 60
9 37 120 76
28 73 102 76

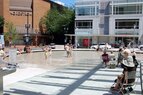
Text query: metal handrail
140 61 143 94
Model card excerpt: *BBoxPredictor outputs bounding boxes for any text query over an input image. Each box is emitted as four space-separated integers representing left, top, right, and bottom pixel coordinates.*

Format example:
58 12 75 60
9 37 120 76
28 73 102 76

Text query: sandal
110 87 119 91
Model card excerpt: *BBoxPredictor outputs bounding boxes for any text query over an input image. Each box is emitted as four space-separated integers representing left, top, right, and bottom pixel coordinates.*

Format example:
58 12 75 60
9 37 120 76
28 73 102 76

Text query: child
101 51 109 67
43 46 49 59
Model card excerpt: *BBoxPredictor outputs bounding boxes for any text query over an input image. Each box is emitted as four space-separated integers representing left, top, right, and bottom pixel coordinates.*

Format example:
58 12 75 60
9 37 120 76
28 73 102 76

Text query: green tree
0 16 4 34
40 8 74 43
4 22 18 46
0 16 4 28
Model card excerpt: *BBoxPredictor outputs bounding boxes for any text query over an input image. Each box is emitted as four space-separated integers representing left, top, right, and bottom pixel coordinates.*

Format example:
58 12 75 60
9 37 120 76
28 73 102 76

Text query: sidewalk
4 61 142 95
2 46 143 95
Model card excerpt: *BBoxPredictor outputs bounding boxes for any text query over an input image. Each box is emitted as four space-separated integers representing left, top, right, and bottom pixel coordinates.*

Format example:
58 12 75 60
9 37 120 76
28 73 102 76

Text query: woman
110 48 136 92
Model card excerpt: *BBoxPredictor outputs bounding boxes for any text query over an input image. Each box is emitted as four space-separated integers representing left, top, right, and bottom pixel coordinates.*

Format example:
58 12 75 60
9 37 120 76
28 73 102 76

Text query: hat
122 56 135 67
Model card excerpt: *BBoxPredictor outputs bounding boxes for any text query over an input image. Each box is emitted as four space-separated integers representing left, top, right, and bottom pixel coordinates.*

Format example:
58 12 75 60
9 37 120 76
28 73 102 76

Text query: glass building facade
75 0 143 48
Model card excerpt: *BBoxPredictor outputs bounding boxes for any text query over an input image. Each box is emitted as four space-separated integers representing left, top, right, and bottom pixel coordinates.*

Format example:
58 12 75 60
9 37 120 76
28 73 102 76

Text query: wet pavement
2 50 143 95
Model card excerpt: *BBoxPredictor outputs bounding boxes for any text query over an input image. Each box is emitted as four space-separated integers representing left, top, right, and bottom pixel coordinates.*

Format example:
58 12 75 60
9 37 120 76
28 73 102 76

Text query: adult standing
110 47 136 92
64 43 72 57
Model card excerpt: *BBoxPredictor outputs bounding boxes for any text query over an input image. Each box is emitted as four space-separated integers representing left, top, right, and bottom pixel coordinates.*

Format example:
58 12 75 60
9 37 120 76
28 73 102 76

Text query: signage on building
10 11 31 16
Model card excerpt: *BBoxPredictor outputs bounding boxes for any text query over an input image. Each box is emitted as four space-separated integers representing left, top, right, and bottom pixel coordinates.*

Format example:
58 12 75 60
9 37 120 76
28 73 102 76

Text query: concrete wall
99 1 110 35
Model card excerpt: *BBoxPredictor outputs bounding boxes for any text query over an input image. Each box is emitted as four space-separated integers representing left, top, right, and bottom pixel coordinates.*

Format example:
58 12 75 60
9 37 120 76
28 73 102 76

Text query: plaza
2 47 143 95
1 0 143 94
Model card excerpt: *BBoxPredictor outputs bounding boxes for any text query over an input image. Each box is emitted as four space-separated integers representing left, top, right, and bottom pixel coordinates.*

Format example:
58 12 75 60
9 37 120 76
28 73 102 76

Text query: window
113 0 143 3
76 6 95 16
75 20 93 29
115 19 139 29
113 4 142 14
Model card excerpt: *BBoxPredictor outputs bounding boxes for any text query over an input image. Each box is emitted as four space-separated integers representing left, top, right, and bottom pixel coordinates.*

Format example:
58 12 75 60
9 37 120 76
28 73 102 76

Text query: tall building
75 0 143 48
0 0 63 45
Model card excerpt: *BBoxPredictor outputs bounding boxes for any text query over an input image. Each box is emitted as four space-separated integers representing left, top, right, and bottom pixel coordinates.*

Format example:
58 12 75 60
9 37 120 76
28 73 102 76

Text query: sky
51 0 75 7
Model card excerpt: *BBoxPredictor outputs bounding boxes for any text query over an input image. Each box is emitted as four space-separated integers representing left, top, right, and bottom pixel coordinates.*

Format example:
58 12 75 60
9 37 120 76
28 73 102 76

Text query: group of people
102 47 138 91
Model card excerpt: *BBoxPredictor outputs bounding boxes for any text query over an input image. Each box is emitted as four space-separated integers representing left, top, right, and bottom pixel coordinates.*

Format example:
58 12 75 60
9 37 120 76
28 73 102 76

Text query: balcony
115 29 139 35
75 29 93 36
113 0 143 3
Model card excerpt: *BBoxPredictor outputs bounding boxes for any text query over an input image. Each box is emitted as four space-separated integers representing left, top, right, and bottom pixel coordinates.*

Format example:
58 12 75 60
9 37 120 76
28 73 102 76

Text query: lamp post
35 28 38 47
88 31 90 48
24 13 30 45
133 24 136 51
63 26 68 44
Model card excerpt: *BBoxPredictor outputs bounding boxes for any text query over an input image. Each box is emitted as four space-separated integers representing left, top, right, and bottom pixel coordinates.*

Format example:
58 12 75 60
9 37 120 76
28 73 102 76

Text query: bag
132 55 138 68
133 58 139 68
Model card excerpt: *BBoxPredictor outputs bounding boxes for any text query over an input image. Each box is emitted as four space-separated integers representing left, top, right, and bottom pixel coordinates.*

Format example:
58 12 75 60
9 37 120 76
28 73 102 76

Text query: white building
75 0 143 48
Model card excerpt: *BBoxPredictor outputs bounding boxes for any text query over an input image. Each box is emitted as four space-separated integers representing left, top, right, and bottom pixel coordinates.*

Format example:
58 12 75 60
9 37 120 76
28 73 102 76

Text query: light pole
133 24 136 51
63 26 68 44
88 31 90 48
24 13 30 45
35 28 38 47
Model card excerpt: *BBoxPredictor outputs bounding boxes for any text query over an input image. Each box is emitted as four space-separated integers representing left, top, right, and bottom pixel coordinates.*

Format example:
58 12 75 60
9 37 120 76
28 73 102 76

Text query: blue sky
51 0 75 7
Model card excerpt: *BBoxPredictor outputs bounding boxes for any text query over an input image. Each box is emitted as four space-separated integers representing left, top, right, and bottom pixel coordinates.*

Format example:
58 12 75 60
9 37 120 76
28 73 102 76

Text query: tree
0 16 4 28
4 22 18 46
0 16 4 34
40 8 75 43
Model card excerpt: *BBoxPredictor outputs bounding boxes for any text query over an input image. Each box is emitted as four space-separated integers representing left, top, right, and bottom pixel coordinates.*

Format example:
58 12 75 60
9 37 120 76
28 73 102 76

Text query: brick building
0 0 63 45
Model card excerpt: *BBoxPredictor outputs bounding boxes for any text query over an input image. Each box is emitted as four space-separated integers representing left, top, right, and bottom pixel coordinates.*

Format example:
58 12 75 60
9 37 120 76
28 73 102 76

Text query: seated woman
101 51 109 67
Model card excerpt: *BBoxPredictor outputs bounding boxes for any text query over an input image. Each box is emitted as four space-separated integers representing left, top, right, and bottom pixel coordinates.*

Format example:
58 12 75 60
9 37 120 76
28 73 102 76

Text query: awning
9 0 32 11
65 34 139 37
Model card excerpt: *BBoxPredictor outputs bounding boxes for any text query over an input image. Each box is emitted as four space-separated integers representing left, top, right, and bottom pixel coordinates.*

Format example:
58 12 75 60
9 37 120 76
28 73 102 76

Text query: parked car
99 43 112 49
49 43 56 49
138 45 143 51
111 43 120 48
90 43 112 49
90 44 99 49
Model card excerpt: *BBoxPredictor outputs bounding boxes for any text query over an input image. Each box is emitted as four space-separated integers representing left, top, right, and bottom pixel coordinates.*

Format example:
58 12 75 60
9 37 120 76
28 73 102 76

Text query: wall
33 0 51 31
2 0 10 33
10 11 32 27
0 0 3 16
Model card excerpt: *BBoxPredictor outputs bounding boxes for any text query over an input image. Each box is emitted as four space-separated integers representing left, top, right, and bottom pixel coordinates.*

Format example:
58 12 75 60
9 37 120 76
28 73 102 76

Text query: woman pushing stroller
110 47 137 94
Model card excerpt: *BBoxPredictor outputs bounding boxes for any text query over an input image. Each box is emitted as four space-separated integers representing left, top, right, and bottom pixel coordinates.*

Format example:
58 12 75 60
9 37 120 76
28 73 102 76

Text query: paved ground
2 47 143 95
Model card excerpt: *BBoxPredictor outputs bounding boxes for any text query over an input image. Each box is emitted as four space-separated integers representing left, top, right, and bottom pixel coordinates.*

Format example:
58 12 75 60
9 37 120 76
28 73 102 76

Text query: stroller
110 67 136 94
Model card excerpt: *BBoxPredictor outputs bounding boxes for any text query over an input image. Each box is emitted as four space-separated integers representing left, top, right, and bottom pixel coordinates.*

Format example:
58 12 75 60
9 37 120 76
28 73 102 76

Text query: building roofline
43 0 64 7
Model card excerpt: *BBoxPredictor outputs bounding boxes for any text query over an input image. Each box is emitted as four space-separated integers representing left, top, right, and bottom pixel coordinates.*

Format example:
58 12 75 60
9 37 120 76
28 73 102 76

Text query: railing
113 0 143 3
140 61 143 94
115 30 139 35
